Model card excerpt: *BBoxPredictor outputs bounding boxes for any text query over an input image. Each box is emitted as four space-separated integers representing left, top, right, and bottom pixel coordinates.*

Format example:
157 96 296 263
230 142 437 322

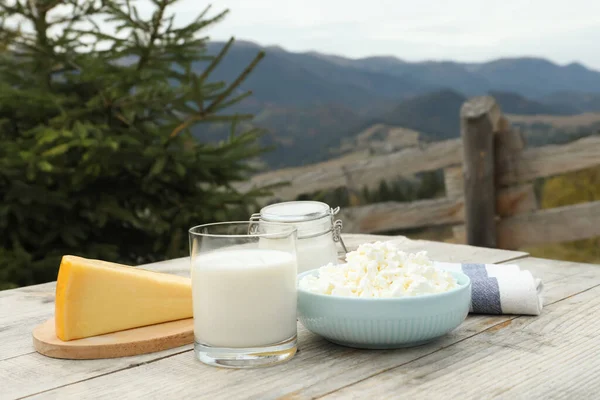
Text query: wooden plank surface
0 235 526 399
0 282 56 361
0 235 524 361
20 317 517 400
322 259 600 400
18 257 600 400
0 280 195 399
4 235 599 400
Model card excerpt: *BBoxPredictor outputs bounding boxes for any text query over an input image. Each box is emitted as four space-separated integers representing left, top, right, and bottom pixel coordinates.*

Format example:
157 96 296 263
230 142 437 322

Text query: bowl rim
297 269 471 302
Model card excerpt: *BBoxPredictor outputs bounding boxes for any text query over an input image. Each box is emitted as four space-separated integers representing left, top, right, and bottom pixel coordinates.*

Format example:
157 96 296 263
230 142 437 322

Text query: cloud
107 0 600 69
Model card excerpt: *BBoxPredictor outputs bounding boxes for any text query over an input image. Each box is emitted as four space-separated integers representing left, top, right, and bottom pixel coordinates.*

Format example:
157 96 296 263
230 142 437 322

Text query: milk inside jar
254 201 346 273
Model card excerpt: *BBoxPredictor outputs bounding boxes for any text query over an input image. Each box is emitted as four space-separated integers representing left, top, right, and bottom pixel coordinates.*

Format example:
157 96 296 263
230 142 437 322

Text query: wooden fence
238 96 600 250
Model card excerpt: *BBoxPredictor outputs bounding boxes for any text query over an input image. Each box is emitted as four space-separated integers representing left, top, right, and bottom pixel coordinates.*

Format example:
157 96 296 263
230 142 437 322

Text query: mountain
194 90 466 167
306 52 600 98
201 42 376 112
339 59 493 95
489 91 576 115
254 104 363 167
204 41 600 111
194 41 600 168
264 46 428 101
472 58 600 97
312 54 408 73
364 89 467 140
539 91 600 113
204 42 431 113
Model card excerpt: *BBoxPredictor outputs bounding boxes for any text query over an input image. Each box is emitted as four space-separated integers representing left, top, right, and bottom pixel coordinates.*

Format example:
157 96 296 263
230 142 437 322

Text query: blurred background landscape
200 41 600 264
1 0 599 289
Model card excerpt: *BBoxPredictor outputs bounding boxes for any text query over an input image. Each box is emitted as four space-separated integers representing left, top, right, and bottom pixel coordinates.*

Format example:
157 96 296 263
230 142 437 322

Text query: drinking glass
189 221 298 368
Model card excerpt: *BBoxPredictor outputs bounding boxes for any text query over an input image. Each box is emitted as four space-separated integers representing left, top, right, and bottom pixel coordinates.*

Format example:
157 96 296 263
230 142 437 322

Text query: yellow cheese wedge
55 255 192 341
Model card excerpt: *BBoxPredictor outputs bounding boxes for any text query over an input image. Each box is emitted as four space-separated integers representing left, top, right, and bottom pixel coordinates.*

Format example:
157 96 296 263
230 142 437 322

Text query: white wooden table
2 234 600 399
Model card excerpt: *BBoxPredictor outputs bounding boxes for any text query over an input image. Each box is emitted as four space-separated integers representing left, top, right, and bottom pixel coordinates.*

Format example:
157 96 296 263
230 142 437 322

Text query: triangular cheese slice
55 255 192 341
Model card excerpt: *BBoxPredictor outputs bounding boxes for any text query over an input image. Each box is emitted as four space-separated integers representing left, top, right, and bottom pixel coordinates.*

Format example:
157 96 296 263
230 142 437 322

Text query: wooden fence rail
241 96 600 250
236 139 464 200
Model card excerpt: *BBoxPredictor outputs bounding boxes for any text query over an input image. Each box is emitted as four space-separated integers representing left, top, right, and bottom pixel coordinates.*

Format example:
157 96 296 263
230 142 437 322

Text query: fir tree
0 0 269 289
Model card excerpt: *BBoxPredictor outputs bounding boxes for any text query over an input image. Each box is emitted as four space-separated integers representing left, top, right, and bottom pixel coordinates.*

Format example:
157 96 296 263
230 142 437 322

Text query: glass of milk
189 221 298 368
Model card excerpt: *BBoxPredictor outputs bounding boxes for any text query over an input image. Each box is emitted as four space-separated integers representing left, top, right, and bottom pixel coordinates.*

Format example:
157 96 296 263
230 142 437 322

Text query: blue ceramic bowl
297 270 471 349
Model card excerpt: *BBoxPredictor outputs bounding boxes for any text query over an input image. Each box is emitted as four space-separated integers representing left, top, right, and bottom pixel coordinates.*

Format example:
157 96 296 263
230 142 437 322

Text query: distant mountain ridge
290 50 600 98
207 41 600 107
193 41 600 168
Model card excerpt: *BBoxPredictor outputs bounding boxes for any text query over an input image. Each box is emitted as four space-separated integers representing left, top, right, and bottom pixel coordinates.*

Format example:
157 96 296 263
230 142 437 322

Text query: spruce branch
136 0 167 71
211 90 253 113
197 36 233 84
169 46 265 138
203 49 264 114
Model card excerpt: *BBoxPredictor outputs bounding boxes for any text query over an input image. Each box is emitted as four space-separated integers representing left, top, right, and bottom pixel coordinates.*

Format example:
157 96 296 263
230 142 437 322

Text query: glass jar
251 201 347 273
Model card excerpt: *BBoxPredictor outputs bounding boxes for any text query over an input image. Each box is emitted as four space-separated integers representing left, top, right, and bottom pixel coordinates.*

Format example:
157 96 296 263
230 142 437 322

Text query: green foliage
542 167 600 208
0 0 268 289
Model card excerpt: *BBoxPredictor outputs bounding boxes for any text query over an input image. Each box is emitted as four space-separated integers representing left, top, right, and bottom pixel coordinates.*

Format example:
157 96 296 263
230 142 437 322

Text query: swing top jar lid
259 201 335 223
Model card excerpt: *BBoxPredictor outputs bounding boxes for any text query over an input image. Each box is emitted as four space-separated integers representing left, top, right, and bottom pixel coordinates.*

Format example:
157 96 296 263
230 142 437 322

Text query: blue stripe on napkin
461 264 502 314
462 263 489 278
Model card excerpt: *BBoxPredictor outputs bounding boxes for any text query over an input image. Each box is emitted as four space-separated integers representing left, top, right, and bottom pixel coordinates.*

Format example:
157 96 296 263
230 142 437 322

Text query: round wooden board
33 318 194 359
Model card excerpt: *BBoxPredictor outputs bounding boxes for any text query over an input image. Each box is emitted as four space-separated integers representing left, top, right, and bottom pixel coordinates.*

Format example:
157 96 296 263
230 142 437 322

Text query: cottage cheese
299 241 457 298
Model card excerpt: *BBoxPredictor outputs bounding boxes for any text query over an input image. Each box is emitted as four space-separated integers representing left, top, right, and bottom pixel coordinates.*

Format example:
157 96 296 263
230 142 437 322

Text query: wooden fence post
460 96 502 247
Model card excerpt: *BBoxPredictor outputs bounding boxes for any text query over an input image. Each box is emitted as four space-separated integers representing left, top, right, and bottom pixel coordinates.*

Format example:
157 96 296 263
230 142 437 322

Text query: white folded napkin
435 262 544 316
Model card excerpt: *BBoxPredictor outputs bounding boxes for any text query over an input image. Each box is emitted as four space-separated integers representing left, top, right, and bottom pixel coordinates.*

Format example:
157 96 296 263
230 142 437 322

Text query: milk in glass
192 248 297 348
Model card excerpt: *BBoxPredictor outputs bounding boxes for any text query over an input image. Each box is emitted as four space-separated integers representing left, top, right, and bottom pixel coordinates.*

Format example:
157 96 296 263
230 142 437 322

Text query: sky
165 0 600 70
